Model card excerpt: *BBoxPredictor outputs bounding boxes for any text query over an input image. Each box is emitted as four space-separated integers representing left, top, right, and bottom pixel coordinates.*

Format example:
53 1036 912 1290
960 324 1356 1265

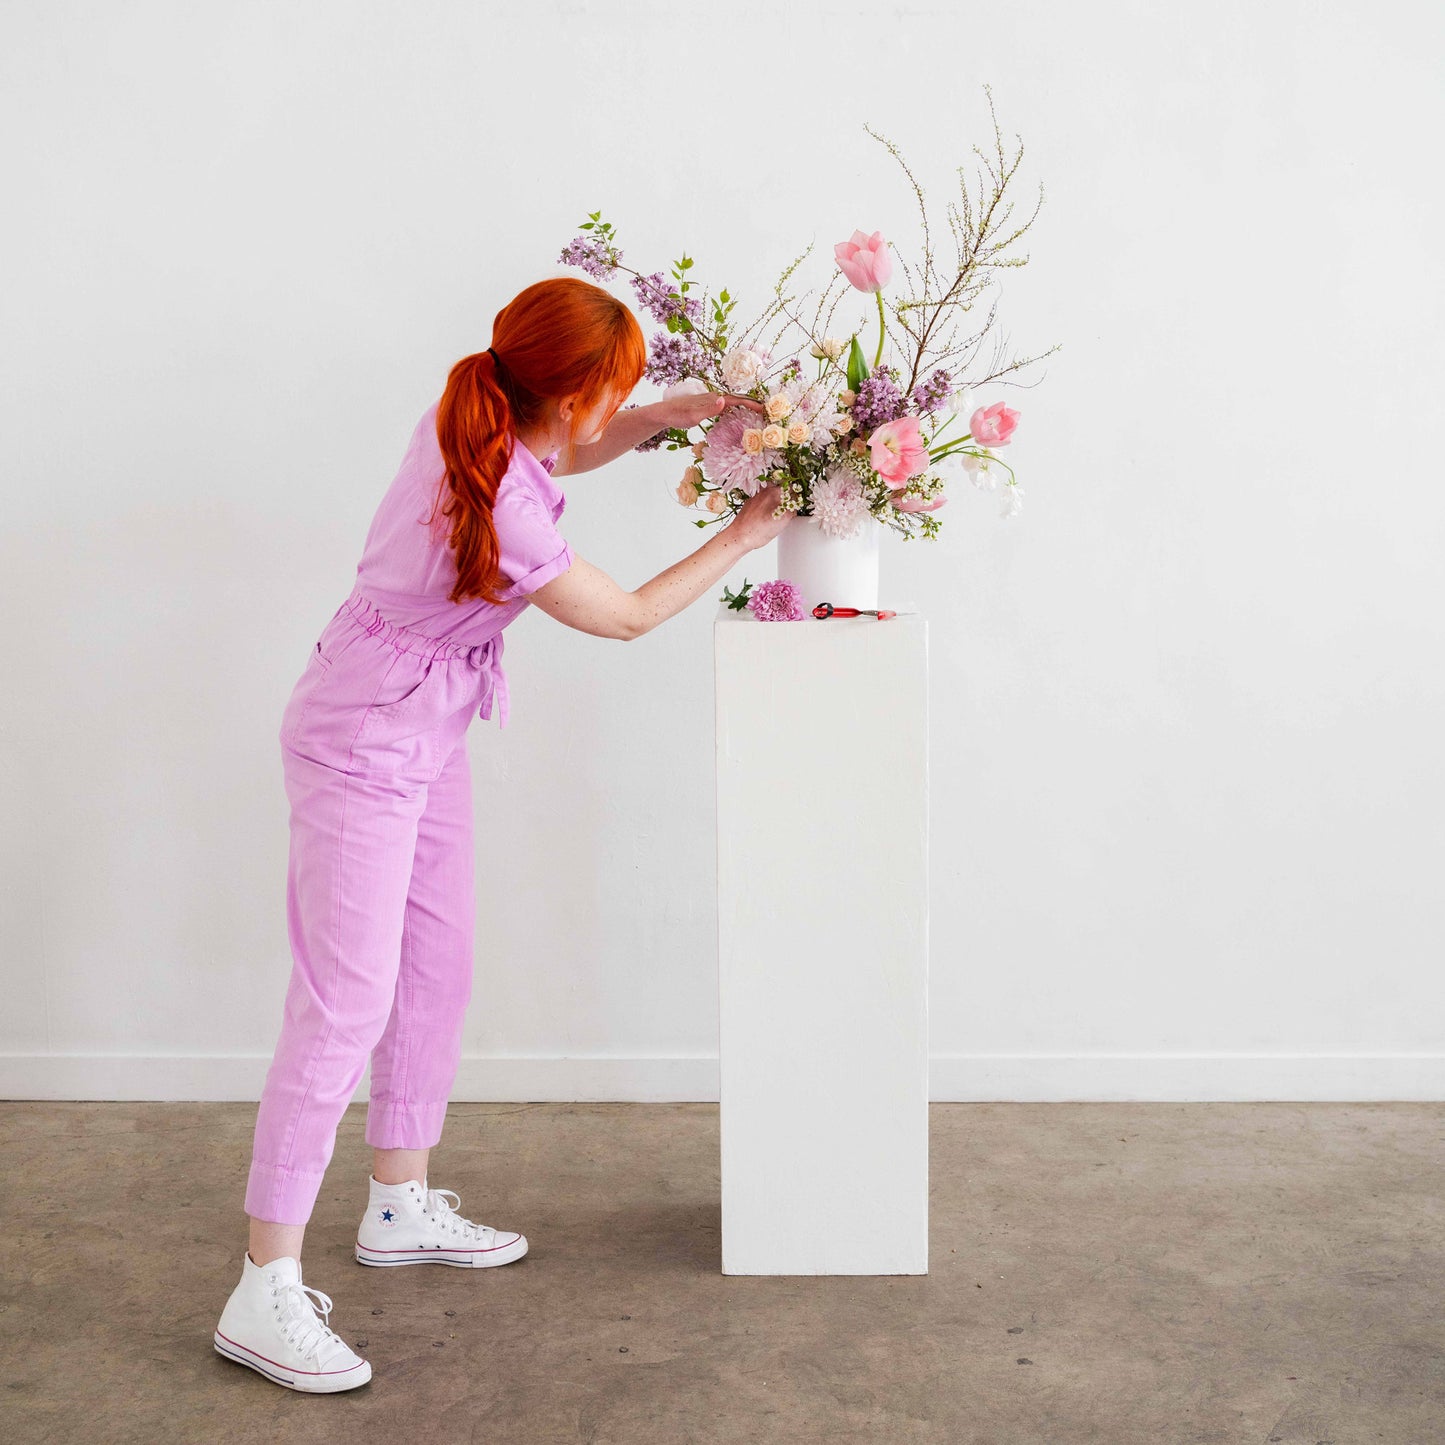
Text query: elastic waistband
339 586 498 663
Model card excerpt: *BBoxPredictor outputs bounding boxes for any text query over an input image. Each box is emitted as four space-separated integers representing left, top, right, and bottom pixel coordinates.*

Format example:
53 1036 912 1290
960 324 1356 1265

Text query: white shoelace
273 1279 343 1360
423 1187 492 1243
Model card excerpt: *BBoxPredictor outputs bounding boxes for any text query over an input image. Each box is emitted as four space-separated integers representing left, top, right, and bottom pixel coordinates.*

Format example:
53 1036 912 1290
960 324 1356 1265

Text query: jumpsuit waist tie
468 631 509 729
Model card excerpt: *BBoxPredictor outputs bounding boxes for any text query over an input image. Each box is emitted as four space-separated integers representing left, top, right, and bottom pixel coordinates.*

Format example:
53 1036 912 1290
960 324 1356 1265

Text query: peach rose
787 422 810 445
675 466 703 506
761 424 787 448
704 490 728 514
764 392 794 421
742 428 765 455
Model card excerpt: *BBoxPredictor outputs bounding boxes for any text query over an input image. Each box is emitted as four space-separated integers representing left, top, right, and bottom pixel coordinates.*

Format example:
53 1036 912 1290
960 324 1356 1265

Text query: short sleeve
493 488 574 599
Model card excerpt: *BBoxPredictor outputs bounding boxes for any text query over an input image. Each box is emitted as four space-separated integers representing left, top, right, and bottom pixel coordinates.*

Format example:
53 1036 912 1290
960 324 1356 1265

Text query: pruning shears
812 603 914 621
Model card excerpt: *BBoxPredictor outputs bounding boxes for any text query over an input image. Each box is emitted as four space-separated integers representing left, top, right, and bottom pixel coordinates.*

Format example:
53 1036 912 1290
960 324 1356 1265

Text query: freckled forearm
581 403 671 469
627 526 750 640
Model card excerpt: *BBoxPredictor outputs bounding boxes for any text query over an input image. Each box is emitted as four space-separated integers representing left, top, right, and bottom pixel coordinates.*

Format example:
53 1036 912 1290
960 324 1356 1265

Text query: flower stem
928 433 975 460
873 291 887 369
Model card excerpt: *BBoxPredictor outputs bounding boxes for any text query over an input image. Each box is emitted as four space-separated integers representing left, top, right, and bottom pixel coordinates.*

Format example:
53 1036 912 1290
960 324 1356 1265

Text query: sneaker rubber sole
354 1233 529 1268
213 1330 371 1392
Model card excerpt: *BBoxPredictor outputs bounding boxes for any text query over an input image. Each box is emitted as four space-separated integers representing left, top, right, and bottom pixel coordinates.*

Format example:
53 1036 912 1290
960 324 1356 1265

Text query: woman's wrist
709 523 753 559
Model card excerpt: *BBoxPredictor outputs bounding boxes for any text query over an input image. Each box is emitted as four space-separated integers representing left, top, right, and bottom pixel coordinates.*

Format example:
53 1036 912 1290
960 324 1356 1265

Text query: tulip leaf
846 336 868 394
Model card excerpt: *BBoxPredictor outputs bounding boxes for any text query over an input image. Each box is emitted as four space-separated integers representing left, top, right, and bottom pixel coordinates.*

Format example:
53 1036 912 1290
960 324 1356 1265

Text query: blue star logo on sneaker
378 1208 396 1225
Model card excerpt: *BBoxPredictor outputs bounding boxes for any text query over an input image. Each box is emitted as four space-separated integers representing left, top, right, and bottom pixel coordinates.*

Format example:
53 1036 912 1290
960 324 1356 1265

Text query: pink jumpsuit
246 400 574 1226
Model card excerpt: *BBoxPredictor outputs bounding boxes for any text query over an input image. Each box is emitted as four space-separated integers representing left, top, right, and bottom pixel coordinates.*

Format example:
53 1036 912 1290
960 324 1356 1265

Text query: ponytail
429 276 647 605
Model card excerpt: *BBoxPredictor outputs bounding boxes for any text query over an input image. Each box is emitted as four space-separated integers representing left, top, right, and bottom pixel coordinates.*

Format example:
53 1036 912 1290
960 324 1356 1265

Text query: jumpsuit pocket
350 650 449 778
279 644 332 747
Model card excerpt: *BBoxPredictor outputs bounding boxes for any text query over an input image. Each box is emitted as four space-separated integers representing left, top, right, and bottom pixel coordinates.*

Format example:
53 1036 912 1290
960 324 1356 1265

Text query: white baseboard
1 1053 1441 1102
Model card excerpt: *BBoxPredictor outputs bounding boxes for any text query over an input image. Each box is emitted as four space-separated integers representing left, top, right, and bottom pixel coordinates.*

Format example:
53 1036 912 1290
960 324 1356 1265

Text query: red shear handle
812 603 898 620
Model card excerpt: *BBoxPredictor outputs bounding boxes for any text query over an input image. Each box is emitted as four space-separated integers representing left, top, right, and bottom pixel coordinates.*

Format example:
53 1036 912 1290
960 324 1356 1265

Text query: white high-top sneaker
355 1175 529 1268
214 1253 371 1392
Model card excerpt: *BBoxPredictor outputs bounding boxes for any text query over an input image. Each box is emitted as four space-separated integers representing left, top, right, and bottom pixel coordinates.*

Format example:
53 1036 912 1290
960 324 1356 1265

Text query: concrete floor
1 1101 1441 1443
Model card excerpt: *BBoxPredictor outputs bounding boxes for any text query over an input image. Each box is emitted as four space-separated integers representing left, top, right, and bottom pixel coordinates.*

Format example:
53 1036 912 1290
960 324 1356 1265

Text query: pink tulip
834 229 893 293
868 415 929 487
970 401 1020 447
892 492 948 513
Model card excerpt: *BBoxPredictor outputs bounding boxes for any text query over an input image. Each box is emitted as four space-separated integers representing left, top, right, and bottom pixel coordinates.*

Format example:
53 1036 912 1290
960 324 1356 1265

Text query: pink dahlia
747 578 806 622
701 403 780 494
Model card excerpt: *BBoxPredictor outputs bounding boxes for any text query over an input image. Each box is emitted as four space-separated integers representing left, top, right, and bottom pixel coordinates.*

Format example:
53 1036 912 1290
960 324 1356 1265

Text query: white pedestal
714 603 929 1275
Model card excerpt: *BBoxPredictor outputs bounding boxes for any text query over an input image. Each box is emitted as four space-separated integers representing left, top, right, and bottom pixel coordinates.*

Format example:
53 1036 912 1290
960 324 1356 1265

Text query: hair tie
486 346 501 366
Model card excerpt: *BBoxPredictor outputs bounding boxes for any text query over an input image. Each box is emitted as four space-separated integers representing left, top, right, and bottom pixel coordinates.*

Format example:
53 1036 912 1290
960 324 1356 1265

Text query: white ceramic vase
774 512 880 612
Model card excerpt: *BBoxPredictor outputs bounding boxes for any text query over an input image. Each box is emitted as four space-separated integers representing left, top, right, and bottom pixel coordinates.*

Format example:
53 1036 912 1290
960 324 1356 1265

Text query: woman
213 276 790 1392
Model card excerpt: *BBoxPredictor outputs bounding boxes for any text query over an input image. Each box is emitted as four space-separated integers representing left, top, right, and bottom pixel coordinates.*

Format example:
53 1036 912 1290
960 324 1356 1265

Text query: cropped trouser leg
245 749 428 1226
366 737 476 1152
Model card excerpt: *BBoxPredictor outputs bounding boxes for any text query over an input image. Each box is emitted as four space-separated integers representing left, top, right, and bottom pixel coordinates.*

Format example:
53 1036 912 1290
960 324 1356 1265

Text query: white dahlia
810 466 872 539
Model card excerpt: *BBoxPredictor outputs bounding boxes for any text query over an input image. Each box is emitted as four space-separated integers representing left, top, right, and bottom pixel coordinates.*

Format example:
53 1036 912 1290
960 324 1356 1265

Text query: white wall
2 1 1441 1102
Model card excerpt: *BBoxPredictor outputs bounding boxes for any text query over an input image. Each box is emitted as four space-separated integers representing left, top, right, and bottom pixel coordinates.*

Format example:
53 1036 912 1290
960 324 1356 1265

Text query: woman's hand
654 388 765 431
726 483 796 552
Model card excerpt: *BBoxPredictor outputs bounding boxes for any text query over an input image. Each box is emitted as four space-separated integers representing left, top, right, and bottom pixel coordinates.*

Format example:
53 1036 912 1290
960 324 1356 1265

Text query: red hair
430 276 647 605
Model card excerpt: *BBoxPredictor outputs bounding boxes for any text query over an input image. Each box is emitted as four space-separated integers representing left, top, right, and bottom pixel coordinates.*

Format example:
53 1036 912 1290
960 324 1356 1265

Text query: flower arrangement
557 88 1058 536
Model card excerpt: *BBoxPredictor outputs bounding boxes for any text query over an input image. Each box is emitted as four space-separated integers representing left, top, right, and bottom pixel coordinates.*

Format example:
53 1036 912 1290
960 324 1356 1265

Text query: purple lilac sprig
747 578 806 622
644 331 707 386
851 365 907 430
559 235 621 281
910 367 953 415
630 271 703 327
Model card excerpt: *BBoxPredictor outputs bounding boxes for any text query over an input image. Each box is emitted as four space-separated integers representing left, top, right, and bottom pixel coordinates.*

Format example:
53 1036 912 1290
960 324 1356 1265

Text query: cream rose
704 490 728 514
764 392 794 421
832 414 855 435
787 422 810 445
742 427 765 455
760 424 787 448
721 348 767 393
838 389 856 407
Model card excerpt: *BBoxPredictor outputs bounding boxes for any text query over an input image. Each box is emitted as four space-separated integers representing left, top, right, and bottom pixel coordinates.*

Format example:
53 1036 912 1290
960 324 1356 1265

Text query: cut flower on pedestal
746 578 806 622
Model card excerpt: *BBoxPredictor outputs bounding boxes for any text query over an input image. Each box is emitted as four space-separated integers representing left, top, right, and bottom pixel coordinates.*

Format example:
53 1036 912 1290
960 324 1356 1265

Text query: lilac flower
559 235 621 280
643 330 707 386
629 271 703 326
910 368 954 415
747 578 806 622
852 365 906 430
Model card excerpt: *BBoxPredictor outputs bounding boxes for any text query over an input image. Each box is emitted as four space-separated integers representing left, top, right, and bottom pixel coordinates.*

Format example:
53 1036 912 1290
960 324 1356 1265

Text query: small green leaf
846 335 869 393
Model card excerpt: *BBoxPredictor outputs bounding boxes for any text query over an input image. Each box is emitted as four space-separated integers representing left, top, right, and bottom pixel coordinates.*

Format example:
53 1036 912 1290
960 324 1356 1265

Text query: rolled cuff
505 540 574 599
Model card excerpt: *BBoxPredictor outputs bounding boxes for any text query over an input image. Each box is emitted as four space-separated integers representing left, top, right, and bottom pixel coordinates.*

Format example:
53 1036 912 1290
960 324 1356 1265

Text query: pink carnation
747 578 806 622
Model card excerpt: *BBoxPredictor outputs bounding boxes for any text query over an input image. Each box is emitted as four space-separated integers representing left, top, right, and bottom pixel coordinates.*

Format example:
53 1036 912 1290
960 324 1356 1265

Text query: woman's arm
554 392 766 475
553 403 670 475
527 485 794 640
